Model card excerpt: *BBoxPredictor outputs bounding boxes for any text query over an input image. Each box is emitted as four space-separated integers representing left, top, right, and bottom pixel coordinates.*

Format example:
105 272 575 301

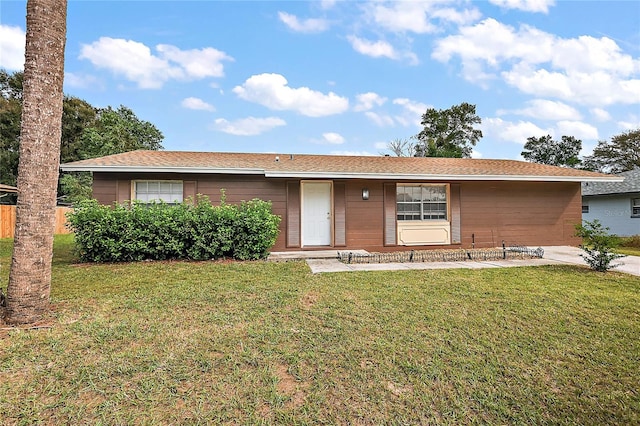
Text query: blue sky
1 0 639 160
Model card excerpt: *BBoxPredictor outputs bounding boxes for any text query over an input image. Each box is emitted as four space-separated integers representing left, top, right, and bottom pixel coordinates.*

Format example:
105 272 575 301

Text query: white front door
302 182 332 246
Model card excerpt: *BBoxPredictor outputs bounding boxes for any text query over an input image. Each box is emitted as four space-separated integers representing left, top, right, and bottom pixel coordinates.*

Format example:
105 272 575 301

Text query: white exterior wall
583 195 640 236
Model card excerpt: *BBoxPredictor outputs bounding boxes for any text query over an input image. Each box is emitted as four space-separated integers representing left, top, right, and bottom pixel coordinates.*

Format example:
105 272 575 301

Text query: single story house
60 151 621 252
582 168 640 237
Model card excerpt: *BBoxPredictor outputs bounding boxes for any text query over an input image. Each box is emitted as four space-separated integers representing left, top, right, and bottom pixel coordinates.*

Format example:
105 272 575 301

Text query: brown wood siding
92 173 118 205
92 173 583 251
383 183 397 246
184 180 196 202
450 184 461 244
333 182 346 246
459 181 582 248
116 180 131 203
345 180 384 248
286 181 301 248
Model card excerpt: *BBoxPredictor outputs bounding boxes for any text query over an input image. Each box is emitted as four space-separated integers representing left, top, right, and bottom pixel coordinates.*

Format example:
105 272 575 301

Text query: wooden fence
0 205 72 238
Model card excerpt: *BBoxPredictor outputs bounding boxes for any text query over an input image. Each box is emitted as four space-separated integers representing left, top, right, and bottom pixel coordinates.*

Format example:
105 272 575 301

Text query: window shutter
450 183 461 244
384 183 396 246
334 182 346 246
286 181 301 247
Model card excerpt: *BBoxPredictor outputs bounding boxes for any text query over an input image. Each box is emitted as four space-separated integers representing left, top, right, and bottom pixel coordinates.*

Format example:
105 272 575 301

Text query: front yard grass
1 235 639 424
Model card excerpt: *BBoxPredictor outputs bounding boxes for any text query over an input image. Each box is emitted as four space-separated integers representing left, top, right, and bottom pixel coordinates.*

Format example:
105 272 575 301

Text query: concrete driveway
541 246 640 276
299 246 640 276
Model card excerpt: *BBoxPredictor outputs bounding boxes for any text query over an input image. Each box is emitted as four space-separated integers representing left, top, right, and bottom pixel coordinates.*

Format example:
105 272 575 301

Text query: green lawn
1 235 639 425
618 246 640 257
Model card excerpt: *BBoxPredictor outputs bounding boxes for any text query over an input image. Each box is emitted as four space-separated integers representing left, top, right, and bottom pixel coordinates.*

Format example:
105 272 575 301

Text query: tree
582 129 640 173
57 105 164 203
60 95 98 163
575 220 625 272
413 102 482 158
386 138 415 157
0 73 22 189
0 70 164 204
521 135 582 167
78 105 163 159
5 0 68 325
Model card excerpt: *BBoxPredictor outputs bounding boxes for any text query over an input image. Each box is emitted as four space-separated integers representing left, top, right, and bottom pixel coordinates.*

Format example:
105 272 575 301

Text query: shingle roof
582 168 640 195
60 150 620 182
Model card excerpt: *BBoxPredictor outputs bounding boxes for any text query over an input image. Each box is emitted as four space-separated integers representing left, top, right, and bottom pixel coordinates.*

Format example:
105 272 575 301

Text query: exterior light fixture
362 188 369 200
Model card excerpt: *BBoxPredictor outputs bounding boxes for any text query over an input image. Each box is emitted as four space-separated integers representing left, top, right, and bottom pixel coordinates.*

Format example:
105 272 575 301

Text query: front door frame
300 180 333 247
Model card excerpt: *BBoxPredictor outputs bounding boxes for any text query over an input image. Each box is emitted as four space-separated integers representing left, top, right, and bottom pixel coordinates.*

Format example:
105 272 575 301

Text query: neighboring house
582 168 640 237
60 151 620 252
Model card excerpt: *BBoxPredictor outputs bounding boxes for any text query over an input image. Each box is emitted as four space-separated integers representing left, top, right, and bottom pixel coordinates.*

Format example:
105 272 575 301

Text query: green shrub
575 220 626 272
66 197 281 262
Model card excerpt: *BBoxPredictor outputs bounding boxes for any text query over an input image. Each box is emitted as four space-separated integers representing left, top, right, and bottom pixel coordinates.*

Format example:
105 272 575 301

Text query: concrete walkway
270 246 640 276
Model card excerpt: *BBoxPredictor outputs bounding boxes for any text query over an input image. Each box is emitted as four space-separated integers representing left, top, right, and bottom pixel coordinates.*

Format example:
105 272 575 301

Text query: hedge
66 196 281 262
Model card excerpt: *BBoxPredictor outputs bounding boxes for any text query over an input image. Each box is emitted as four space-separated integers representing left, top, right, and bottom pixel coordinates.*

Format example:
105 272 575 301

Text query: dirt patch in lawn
275 363 308 409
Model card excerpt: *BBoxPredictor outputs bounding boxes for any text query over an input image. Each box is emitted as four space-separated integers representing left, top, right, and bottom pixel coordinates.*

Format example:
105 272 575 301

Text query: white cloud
354 92 387 111
322 132 345 144
489 0 555 13
181 97 215 112
64 72 101 89
0 25 25 70
555 121 599 140
79 37 233 89
392 98 428 127
320 0 337 9
482 117 551 144
232 73 349 117
590 108 611 122
365 111 395 127
367 1 481 34
618 117 640 130
213 116 286 136
156 44 231 79
502 68 640 106
347 35 419 64
347 36 398 60
507 99 581 121
360 97 427 127
432 18 640 106
278 12 329 33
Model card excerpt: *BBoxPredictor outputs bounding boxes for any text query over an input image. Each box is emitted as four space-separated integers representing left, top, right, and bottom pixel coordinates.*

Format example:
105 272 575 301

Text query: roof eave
58 165 623 182
59 165 266 175
265 171 624 182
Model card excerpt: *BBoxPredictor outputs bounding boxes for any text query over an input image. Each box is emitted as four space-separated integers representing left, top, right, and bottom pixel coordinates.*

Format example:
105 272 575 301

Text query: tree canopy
0 69 164 204
413 102 482 158
520 135 582 167
582 129 640 173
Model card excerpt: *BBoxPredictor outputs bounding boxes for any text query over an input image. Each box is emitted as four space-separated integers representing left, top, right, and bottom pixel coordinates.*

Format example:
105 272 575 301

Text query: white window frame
133 180 183 204
396 184 449 221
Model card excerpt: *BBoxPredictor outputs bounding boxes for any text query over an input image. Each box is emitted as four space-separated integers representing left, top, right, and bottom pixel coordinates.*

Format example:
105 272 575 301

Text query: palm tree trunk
4 0 67 325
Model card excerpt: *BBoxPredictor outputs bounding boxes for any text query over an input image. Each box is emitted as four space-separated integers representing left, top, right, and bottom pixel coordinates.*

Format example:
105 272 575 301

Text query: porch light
362 188 369 200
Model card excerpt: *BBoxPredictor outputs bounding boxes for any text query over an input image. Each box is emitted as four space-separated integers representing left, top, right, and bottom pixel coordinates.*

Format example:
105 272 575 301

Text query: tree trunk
4 0 67 325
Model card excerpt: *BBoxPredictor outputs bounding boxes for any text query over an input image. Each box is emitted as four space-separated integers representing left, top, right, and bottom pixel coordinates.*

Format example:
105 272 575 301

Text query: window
134 181 183 204
582 204 589 213
632 198 640 218
397 185 447 221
